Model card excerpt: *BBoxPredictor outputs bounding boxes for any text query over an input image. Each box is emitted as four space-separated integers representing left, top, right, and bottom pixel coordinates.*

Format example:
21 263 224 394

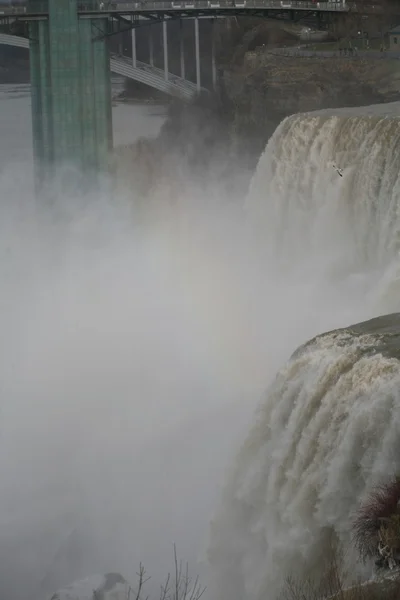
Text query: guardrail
114 53 202 94
0 31 28 46
80 0 349 11
110 55 197 98
0 34 200 98
0 0 355 16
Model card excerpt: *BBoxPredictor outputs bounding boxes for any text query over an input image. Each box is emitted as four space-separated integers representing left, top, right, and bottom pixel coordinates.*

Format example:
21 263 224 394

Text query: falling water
209 103 400 600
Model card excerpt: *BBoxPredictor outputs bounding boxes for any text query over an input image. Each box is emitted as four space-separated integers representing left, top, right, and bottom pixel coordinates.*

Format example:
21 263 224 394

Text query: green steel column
29 16 52 186
79 18 97 171
28 1 113 184
48 0 81 167
29 20 43 180
92 19 113 171
78 18 113 174
38 20 52 169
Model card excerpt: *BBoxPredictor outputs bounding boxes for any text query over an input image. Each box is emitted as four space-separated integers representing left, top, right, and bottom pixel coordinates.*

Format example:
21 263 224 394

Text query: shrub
93 545 206 600
353 477 400 562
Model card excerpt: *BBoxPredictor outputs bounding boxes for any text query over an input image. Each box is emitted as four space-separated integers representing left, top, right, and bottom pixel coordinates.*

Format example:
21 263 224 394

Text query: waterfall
3 90 400 600
209 103 400 600
247 103 400 282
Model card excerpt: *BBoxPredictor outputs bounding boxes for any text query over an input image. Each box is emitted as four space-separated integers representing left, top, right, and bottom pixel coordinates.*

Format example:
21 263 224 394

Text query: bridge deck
0 0 356 18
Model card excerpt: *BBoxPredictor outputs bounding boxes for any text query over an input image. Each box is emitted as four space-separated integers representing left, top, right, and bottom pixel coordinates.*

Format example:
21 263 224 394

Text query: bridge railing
0 5 32 14
87 0 349 10
0 0 384 14
0 0 350 15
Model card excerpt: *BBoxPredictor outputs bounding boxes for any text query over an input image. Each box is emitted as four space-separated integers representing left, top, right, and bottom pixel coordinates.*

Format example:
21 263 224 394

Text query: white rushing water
209 104 400 600
2 80 400 600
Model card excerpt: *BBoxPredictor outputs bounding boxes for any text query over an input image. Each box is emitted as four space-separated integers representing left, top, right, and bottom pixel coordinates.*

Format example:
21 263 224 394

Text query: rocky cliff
223 48 400 157
115 18 400 195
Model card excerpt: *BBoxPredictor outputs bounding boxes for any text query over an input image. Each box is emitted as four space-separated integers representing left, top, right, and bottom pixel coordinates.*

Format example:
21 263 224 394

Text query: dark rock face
114 93 253 200
222 52 400 161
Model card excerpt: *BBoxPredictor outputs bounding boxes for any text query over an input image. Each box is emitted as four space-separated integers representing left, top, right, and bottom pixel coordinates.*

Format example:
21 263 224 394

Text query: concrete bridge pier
28 0 113 187
194 17 201 92
148 27 154 66
131 18 216 96
131 21 137 67
179 20 185 79
163 21 169 81
212 23 217 90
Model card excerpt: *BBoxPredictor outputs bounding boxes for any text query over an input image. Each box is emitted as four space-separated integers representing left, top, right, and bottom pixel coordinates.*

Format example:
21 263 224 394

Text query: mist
0 147 356 600
0 161 271 600
3 97 400 600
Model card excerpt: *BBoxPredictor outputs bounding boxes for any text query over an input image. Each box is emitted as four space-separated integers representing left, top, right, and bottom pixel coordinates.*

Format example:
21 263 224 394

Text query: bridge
0 33 203 99
0 0 354 20
0 0 362 186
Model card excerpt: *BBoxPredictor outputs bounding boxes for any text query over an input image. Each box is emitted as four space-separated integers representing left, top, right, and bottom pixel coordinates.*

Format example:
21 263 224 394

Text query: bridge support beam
194 17 200 93
163 21 168 82
29 20 52 183
212 22 217 91
131 18 137 68
148 27 154 67
180 20 185 80
28 0 112 187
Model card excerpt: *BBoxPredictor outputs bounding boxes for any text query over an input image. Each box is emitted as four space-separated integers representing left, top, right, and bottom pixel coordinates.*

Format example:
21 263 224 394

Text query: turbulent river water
2 82 400 600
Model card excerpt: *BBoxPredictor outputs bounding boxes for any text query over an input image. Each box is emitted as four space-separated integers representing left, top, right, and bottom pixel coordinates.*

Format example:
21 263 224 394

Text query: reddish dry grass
280 547 400 600
282 575 400 600
352 477 400 561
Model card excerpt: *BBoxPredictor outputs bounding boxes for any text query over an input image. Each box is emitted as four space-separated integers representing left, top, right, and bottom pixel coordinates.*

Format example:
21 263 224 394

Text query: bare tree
113 545 206 600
